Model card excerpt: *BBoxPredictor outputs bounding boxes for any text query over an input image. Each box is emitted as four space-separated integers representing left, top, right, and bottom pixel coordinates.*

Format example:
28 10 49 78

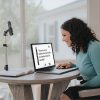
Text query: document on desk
0 67 34 77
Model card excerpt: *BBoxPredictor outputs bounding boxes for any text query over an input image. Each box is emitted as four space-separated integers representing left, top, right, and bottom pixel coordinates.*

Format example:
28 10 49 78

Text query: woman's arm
82 43 100 87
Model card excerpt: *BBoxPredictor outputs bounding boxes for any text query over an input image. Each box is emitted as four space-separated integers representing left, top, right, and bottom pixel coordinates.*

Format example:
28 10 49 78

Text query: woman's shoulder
88 40 100 52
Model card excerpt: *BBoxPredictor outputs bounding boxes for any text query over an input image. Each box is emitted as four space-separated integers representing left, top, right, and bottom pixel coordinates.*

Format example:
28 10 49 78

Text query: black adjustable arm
4 29 9 36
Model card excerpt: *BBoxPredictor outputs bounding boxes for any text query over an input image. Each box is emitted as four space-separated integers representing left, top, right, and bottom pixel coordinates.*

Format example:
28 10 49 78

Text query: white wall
87 0 100 40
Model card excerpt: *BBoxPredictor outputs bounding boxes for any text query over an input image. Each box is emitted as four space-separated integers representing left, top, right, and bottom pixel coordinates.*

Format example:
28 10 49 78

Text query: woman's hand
76 84 82 86
56 63 72 69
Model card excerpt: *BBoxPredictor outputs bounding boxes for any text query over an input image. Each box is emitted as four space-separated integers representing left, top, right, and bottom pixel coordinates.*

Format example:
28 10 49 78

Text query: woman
56 18 100 100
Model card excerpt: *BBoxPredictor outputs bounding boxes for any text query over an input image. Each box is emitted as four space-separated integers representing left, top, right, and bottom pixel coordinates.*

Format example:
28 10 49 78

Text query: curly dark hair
61 17 100 54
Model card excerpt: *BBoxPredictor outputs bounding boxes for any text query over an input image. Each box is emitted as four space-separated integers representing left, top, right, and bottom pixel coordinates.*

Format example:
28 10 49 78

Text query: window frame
20 0 26 68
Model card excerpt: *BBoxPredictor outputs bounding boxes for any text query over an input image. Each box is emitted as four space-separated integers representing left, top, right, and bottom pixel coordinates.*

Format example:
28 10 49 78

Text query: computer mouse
61 66 66 69
61 66 71 69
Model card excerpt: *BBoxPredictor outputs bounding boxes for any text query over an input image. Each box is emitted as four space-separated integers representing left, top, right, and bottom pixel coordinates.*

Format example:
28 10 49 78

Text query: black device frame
30 43 56 71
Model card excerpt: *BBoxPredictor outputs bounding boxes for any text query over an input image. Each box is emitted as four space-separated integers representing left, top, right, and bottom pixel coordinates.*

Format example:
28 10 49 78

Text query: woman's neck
80 47 83 51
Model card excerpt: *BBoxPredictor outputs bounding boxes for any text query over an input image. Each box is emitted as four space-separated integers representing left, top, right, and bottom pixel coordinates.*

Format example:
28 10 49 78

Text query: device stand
3 30 9 71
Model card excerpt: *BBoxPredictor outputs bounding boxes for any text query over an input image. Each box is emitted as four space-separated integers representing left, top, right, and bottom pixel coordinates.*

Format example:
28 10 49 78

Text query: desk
0 70 79 100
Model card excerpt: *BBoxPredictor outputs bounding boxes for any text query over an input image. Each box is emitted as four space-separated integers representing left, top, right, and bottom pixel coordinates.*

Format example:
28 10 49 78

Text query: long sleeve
70 62 76 68
82 43 100 87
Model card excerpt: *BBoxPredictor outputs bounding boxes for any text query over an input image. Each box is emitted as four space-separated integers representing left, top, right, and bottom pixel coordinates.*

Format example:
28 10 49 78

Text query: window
43 21 58 52
25 0 87 66
0 0 21 94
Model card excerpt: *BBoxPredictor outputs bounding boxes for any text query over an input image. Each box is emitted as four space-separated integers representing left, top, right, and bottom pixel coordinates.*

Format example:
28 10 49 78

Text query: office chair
77 76 100 98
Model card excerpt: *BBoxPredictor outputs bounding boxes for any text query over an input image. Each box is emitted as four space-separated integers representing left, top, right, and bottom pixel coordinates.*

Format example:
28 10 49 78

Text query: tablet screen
32 43 55 69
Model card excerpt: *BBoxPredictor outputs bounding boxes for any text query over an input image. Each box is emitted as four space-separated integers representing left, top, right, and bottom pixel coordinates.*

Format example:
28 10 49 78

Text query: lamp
3 21 13 71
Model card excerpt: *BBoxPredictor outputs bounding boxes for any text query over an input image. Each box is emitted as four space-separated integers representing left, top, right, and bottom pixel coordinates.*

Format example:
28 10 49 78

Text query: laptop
30 43 78 74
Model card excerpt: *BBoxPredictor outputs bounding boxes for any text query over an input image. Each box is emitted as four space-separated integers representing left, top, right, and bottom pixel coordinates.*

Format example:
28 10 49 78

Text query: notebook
30 43 77 74
0 67 34 77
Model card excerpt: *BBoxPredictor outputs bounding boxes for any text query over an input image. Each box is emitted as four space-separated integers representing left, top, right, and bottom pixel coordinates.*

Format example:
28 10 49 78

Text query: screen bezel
30 43 56 71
